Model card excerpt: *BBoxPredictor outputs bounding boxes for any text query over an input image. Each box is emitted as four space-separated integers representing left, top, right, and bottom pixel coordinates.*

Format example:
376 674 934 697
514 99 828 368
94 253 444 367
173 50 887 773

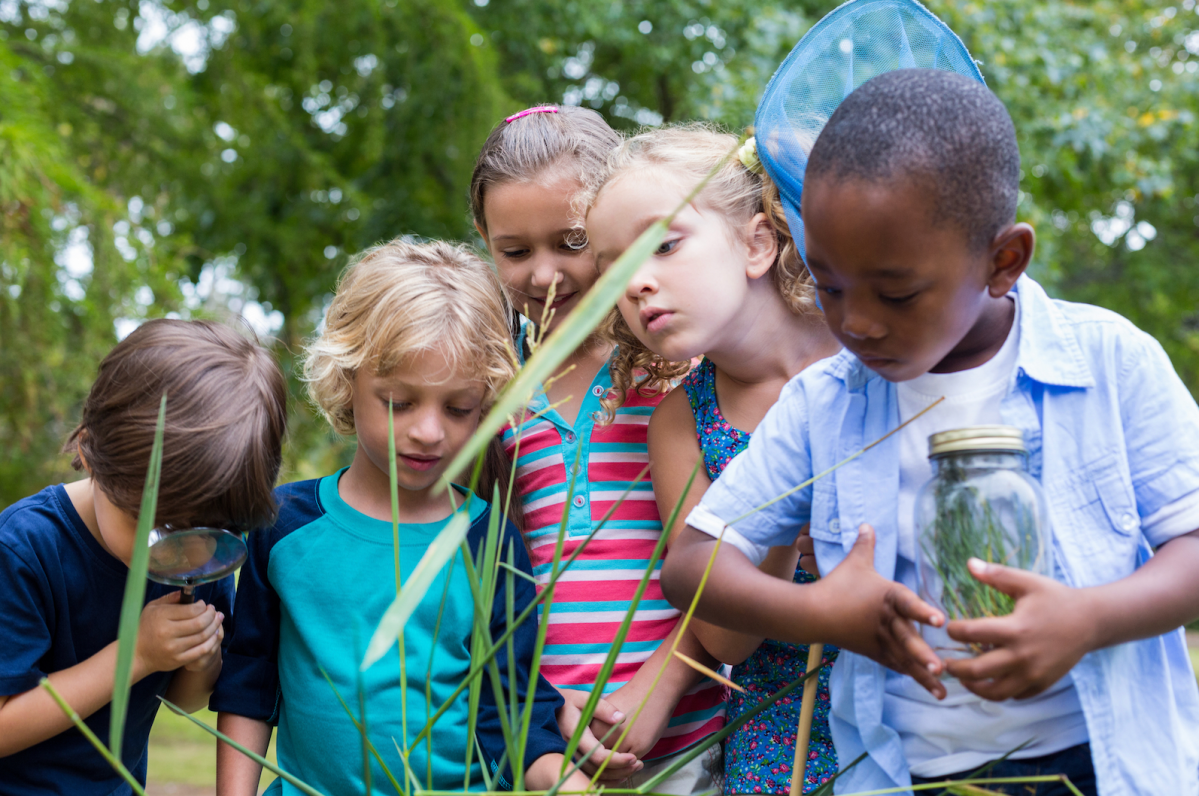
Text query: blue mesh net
754 0 984 264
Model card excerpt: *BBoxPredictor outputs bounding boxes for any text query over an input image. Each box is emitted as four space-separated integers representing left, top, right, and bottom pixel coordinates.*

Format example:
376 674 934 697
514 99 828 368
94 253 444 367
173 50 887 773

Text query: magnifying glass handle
179 587 196 605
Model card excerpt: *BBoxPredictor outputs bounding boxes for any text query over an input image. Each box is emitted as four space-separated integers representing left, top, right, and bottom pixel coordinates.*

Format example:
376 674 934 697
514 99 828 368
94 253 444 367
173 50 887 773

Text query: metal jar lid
928 425 1026 457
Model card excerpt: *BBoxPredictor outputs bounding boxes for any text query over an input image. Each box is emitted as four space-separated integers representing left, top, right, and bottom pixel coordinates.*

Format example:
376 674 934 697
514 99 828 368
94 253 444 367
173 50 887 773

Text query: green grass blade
157 697 327 796
560 458 702 769
810 751 868 796
110 393 166 757
40 679 146 796
388 400 411 769
406 467 650 754
426 554 456 790
363 511 471 670
437 145 734 496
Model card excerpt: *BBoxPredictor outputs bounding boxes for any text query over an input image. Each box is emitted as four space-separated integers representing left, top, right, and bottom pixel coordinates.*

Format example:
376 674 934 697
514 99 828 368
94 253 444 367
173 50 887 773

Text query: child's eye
501 248 530 259
384 400 412 412
446 405 476 418
820 285 841 297
655 239 680 256
881 291 918 305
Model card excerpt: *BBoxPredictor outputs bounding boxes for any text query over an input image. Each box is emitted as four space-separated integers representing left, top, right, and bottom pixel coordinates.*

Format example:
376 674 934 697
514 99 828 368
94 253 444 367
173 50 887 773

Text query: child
471 106 726 790
584 124 844 794
663 69 1199 795
211 239 589 795
0 319 286 795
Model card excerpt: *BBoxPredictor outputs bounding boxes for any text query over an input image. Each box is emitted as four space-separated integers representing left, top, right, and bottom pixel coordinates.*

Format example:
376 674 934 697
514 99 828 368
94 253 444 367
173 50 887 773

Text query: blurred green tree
2 0 1198 507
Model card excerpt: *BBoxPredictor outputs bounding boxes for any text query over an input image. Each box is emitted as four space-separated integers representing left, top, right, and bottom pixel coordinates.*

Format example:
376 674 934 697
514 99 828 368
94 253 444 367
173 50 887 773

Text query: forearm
634 621 710 704
0 640 150 757
1084 530 1199 649
216 713 271 796
692 543 804 664
662 528 830 645
164 652 223 714
527 753 591 792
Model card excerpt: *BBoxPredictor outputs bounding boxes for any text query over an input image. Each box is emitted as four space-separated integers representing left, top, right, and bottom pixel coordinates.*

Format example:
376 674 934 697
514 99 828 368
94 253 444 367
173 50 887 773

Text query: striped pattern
502 360 724 761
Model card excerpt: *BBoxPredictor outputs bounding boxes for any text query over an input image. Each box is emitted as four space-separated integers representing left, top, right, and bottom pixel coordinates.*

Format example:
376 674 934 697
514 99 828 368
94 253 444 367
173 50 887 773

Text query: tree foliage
2 0 1198 506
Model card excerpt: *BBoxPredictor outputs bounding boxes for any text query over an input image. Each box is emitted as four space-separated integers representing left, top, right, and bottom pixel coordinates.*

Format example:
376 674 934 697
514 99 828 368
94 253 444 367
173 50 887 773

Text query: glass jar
914 426 1051 659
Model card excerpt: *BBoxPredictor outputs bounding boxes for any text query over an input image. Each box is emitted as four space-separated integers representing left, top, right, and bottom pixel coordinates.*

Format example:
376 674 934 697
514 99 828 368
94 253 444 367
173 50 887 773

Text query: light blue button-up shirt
691 276 1199 794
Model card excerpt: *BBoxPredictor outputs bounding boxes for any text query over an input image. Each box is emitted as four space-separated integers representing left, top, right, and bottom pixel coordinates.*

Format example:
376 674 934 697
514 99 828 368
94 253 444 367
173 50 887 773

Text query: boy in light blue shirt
662 70 1199 795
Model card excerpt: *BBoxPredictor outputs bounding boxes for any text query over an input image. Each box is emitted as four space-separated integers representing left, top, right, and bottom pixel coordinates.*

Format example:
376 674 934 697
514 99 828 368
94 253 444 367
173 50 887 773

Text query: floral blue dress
681 359 839 795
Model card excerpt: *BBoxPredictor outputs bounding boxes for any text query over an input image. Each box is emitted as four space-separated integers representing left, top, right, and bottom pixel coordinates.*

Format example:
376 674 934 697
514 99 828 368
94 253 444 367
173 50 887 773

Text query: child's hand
183 622 224 673
820 525 947 698
555 687 641 781
943 558 1092 701
135 592 225 677
586 679 668 782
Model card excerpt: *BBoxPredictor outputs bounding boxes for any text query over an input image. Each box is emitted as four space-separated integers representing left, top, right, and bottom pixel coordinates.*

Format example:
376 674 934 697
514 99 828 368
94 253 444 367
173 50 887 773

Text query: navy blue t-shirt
0 485 234 795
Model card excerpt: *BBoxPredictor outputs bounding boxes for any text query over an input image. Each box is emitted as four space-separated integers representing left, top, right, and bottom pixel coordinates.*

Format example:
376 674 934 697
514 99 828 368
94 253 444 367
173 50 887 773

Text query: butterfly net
754 0 984 260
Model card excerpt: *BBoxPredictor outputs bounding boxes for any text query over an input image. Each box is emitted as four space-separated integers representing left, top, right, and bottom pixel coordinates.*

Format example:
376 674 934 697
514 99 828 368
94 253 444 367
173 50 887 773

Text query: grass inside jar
920 460 1037 655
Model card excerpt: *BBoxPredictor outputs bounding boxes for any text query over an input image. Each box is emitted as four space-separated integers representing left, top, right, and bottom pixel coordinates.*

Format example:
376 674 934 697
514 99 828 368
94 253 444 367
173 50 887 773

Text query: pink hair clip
505 105 559 123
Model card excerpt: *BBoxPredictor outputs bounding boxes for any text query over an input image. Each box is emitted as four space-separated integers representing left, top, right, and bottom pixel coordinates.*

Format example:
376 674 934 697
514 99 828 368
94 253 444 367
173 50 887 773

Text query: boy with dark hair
0 318 288 794
663 69 1199 795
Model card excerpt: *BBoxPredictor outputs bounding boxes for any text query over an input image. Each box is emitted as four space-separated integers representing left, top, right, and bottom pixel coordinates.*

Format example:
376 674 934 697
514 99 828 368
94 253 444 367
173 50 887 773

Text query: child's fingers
177 624 224 666
890 585 944 628
889 613 942 675
173 608 225 647
147 591 183 605
956 673 1024 702
943 646 1020 684
588 697 626 727
965 558 1040 599
945 615 1018 649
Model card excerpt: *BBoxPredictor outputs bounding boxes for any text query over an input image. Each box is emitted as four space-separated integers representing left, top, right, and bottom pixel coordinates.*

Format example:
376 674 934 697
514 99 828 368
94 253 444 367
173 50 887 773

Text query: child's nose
840 304 883 340
529 257 564 290
624 265 658 300
408 409 445 445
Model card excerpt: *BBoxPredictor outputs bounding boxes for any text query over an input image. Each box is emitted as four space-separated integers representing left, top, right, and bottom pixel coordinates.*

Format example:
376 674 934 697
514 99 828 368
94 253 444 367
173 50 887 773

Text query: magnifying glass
146 527 248 604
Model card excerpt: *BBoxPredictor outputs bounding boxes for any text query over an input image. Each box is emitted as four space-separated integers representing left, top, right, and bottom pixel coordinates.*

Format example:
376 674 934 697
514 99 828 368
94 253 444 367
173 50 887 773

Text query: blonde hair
583 124 818 419
304 238 517 436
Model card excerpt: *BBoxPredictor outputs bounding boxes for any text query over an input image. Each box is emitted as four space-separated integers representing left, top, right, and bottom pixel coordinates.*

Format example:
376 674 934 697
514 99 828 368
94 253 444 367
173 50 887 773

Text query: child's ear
744 212 779 280
986 222 1035 297
474 221 490 249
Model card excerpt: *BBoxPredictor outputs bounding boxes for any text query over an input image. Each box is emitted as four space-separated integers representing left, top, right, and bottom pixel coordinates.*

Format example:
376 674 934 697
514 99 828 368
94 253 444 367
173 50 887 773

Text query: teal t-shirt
221 472 490 794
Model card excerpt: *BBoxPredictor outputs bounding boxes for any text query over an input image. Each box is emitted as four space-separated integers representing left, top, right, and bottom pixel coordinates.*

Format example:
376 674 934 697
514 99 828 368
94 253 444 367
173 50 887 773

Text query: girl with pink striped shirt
470 106 725 793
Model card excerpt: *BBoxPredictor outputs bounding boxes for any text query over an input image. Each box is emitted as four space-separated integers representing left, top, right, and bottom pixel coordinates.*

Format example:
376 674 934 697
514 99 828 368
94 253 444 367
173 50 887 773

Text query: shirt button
573 495 586 508
1120 513 1137 532
829 519 840 532
591 385 605 397
565 432 576 443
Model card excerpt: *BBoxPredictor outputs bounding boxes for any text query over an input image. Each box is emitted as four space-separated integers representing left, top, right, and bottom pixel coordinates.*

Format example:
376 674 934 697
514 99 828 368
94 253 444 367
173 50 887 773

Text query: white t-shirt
884 295 1089 777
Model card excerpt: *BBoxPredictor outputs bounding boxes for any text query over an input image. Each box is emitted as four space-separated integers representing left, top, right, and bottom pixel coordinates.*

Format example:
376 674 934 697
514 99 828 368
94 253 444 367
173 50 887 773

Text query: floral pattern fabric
680 359 839 794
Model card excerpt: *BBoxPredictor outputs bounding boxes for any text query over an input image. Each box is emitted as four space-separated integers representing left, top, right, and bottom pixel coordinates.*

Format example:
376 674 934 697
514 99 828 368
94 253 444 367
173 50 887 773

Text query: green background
3 0 1198 503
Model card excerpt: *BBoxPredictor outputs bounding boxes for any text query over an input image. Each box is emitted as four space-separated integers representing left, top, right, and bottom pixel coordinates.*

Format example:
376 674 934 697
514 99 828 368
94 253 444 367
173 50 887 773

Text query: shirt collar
830 275 1094 392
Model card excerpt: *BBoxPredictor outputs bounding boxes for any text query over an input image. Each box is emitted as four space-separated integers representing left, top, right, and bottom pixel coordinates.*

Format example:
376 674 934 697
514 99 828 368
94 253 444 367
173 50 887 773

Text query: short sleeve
1118 332 1199 543
0 542 52 696
209 525 282 721
686 376 814 565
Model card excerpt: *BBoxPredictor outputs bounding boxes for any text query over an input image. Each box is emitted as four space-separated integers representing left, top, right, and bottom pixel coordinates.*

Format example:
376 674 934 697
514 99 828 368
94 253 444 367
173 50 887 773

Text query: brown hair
65 319 288 531
469 105 621 233
303 238 523 526
582 124 818 420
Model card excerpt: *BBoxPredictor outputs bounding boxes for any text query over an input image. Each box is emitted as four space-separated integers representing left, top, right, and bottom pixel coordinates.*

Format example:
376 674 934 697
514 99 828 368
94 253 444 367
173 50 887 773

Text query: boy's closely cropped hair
664 69 1199 796
0 318 287 795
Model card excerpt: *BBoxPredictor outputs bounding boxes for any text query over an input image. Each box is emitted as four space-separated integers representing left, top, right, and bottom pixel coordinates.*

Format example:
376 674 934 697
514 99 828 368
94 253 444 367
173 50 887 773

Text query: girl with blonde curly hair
585 125 843 794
